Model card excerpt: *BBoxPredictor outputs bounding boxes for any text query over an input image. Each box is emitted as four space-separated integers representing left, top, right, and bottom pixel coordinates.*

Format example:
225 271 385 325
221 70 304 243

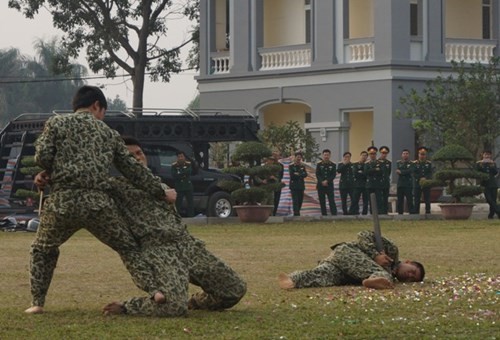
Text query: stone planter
234 205 273 223
438 203 475 220
430 187 444 203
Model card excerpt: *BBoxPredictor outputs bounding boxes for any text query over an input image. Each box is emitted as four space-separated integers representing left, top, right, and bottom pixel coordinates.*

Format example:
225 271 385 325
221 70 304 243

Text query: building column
425 0 445 62
229 0 251 73
250 0 264 71
312 0 337 66
199 0 216 76
374 0 411 62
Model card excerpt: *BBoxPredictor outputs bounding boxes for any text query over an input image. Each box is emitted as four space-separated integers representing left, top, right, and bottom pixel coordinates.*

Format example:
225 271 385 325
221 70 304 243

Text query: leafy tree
107 95 127 112
399 57 500 159
8 0 199 112
0 48 27 127
260 121 319 161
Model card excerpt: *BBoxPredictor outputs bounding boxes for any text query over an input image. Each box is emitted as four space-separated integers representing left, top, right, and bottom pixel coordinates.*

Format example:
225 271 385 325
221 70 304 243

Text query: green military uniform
412 160 433 214
475 160 499 219
316 160 337 216
108 177 247 316
31 111 166 308
396 159 414 214
378 159 392 214
289 162 307 216
289 231 400 288
337 162 354 215
350 161 368 215
171 160 194 217
364 159 384 214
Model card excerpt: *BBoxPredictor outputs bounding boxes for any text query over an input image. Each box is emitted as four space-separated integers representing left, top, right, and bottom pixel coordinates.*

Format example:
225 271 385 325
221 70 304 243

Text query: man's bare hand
164 189 177 203
375 253 393 267
34 171 50 190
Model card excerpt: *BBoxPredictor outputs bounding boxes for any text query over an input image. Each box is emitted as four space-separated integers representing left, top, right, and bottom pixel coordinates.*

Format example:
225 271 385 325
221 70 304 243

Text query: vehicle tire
207 191 234 218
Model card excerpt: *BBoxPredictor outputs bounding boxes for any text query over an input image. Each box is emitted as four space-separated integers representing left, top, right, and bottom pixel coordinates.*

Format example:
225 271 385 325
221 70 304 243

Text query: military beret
379 146 390 153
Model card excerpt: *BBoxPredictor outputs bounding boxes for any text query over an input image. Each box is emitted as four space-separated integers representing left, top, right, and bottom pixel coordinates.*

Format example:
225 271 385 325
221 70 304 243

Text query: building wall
262 103 308 127
446 0 482 38
350 0 374 38
263 0 305 47
348 111 373 157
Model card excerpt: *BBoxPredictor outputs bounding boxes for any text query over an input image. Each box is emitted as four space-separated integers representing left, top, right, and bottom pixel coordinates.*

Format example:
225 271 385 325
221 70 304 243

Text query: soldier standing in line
172 151 194 217
337 151 354 215
316 149 337 216
396 149 414 214
350 151 369 215
378 146 392 214
289 152 308 216
475 150 500 219
412 147 433 214
364 146 384 214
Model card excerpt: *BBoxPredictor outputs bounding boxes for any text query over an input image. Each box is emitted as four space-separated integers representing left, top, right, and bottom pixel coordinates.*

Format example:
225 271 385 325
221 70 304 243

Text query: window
305 0 311 43
305 112 312 124
482 0 491 39
410 1 419 37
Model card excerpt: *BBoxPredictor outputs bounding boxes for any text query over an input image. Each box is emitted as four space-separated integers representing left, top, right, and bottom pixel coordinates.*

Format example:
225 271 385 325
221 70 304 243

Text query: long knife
370 192 384 252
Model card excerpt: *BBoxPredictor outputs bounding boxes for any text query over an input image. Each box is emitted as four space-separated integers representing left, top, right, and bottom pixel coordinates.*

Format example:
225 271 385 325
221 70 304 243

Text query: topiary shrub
218 142 284 205
421 144 487 203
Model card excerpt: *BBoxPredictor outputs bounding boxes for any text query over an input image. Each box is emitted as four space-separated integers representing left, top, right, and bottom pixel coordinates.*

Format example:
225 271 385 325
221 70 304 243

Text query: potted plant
218 141 283 223
421 145 487 219
14 156 42 207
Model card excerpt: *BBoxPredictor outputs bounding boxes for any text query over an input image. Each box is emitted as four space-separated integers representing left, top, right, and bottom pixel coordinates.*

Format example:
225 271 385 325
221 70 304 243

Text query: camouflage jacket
35 111 165 199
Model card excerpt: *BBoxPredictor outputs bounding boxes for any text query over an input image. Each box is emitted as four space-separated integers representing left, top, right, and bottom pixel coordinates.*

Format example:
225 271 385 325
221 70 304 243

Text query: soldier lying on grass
278 230 424 290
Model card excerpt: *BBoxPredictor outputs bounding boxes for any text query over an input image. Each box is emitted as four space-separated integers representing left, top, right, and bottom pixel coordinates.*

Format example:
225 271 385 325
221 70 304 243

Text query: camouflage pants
123 234 247 316
29 190 158 307
289 244 392 288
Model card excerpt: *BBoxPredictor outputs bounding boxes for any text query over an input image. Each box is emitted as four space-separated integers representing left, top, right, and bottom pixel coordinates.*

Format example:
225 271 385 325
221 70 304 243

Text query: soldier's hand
34 171 50 190
164 189 177 203
396 169 401 174
375 253 393 267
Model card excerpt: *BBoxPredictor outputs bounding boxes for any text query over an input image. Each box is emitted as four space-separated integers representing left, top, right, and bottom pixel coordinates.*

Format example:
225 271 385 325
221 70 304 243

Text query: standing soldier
289 152 308 216
350 151 369 215
364 146 384 214
378 146 392 214
316 149 337 216
396 149 414 214
171 151 194 217
412 147 433 214
475 150 499 219
337 151 354 215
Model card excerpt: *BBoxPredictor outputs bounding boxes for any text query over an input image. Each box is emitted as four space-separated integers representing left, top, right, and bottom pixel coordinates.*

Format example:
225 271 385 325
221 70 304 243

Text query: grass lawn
0 219 498 339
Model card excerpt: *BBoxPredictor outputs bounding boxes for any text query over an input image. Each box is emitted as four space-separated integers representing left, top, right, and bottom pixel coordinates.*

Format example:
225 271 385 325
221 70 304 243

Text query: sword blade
370 192 384 252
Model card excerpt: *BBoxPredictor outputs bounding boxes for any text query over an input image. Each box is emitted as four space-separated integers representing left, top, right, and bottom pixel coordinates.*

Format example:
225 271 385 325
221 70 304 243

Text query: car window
142 145 178 175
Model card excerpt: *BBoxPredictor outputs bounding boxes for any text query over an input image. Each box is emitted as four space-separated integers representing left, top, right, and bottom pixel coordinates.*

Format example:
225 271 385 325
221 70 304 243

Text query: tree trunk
132 67 145 116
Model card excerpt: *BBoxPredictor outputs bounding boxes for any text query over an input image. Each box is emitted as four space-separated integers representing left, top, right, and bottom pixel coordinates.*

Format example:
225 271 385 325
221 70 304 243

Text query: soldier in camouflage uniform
396 149 414 214
475 150 500 219
278 230 425 290
103 136 246 316
412 147 433 214
364 146 384 214
316 149 337 216
289 152 308 216
26 86 169 314
337 151 354 215
171 151 194 217
378 146 392 214
349 151 369 215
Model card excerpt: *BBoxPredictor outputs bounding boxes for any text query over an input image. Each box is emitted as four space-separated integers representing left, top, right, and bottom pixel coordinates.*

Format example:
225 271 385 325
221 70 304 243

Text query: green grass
0 220 499 339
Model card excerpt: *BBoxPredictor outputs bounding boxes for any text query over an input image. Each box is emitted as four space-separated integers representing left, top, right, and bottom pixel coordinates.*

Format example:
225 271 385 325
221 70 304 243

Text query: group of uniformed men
288 146 435 216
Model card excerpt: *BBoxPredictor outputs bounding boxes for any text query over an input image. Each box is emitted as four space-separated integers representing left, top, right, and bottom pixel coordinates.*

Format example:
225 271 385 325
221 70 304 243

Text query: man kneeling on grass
278 230 424 290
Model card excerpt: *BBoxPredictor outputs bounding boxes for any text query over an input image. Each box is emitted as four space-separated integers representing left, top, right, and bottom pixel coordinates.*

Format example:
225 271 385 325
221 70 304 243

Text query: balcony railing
445 39 496 64
258 44 311 71
345 38 375 63
210 51 230 74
